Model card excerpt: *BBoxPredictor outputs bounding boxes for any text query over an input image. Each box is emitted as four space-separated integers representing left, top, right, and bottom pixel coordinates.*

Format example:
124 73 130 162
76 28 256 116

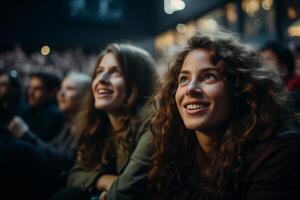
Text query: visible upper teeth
97 89 111 94
187 104 203 110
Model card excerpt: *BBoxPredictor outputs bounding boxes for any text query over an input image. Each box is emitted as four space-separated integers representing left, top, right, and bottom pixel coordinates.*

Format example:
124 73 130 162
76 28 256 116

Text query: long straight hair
74 43 157 169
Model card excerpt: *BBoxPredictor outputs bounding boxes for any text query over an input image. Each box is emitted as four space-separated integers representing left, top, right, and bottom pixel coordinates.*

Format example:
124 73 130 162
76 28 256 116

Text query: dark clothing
23 102 64 141
0 100 25 130
21 123 78 176
240 130 300 200
287 75 300 91
0 129 63 200
50 187 91 200
288 91 300 114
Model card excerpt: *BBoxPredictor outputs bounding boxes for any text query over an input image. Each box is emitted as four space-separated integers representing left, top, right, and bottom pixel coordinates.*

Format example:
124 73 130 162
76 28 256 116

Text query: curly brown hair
74 43 157 169
149 30 289 199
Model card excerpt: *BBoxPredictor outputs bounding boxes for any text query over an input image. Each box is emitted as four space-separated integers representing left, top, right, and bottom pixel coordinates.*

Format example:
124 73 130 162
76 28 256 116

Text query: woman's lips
95 88 113 98
184 102 210 114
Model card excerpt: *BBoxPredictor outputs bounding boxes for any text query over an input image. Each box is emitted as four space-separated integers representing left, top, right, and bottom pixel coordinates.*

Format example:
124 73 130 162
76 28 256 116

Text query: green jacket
67 108 153 199
106 130 152 200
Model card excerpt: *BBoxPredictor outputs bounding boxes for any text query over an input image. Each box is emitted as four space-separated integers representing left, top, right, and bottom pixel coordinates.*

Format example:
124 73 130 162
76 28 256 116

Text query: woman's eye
202 73 217 82
110 69 122 77
95 69 103 76
178 75 189 85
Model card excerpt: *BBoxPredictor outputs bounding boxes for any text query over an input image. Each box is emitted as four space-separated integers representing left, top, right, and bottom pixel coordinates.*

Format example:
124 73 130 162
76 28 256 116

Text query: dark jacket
23 102 65 141
0 129 63 200
239 129 300 200
21 123 78 173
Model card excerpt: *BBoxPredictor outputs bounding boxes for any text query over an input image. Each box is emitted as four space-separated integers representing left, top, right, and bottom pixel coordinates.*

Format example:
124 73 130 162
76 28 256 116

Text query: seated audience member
9 72 91 178
260 41 300 117
149 30 300 200
260 40 298 90
50 43 157 200
20 71 64 141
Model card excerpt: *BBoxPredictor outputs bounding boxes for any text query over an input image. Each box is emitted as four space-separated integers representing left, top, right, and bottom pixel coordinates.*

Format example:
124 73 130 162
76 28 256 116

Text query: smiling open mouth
97 88 113 94
186 103 209 110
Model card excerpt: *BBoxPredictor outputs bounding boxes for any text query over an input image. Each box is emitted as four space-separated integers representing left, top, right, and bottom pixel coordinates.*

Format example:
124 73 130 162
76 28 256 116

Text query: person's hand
8 116 29 138
96 174 117 191
99 191 107 200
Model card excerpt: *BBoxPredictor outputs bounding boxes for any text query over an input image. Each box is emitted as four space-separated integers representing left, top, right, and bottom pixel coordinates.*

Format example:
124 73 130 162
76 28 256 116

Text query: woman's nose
186 79 202 96
98 72 110 84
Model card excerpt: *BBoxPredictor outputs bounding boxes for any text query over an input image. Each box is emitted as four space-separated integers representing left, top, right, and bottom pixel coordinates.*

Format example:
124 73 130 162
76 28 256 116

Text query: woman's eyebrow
179 67 218 75
95 66 120 71
200 66 218 71
179 70 189 75
95 66 103 71
109 66 121 70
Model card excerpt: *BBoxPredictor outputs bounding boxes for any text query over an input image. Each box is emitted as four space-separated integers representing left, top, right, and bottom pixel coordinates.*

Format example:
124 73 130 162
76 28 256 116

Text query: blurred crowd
0 46 97 87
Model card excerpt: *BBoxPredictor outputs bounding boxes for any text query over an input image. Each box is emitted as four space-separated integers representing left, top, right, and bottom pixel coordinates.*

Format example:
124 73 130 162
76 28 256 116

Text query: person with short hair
21 72 64 141
260 40 297 90
9 72 91 177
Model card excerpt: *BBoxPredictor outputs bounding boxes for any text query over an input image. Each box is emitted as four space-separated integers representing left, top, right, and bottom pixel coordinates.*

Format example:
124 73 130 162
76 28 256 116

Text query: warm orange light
41 45 50 56
226 3 237 23
242 0 260 16
155 31 176 50
262 0 273 11
288 26 300 37
197 19 218 31
287 6 297 20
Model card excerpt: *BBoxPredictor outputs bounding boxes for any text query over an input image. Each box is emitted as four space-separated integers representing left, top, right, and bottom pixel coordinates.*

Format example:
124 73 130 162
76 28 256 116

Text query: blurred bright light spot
10 70 18 78
226 4 237 23
164 0 185 15
288 22 300 37
287 6 297 20
155 31 176 50
242 0 260 16
176 23 187 33
197 19 218 31
165 7 174 14
173 0 185 10
41 45 50 56
262 0 273 11
288 27 300 36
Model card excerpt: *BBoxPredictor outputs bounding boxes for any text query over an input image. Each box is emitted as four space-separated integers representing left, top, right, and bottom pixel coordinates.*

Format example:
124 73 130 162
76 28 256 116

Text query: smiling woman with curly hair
149 30 300 200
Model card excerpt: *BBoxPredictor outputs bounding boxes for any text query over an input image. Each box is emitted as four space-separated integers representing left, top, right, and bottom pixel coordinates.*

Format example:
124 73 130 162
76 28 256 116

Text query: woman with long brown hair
51 43 157 200
149 30 300 200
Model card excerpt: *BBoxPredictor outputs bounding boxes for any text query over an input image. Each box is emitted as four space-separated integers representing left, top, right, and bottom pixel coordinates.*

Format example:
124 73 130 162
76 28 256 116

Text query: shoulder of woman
129 103 154 136
245 131 300 179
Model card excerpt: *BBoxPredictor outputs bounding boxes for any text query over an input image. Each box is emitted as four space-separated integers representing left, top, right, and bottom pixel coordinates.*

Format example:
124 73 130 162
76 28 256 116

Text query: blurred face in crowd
260 50 288 80
57 77 81 115
0 74 10 100
175 49 231 135
92 53 127 115
27 77 48 107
